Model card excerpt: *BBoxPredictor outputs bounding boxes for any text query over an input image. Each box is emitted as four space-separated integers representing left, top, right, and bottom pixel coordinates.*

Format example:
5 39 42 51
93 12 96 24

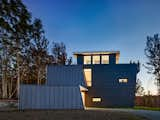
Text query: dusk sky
23 0 160 95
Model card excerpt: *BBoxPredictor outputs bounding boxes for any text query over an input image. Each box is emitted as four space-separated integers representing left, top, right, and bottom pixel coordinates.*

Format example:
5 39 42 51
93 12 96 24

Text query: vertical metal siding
47 65 85 87
19 85 84 109
84 64 138 107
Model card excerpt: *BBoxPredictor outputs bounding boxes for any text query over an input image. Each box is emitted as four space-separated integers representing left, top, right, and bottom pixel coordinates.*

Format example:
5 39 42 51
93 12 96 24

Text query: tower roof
73 51 120 56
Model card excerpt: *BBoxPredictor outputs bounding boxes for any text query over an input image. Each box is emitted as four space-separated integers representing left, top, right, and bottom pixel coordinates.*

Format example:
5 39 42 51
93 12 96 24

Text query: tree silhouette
135 79 144 96
30 18 49 84
145 34 160 95
0 0 32 98
0 0 71 99
51 42 67 65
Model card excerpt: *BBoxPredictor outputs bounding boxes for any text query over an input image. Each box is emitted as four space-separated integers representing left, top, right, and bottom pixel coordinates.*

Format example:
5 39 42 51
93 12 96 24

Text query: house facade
19 51 139 109
74 51 139 107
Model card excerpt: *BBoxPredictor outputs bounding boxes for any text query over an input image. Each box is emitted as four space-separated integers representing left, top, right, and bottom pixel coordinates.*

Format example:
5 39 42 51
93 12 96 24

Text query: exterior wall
19 85 84 109
77 55 84 65
109 54 116 64
84 64 139 107
47 65 86 87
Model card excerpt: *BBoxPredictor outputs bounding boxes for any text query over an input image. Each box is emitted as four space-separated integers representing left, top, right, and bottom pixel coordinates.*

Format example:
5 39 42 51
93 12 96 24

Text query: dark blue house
19 51 139 109
73 51 139 107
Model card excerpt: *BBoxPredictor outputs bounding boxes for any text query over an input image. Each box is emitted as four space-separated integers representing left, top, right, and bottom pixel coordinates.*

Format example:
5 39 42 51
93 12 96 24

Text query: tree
135 79 144 96
67 57 72 65
0 0 16 98
51 42 67 65
0 0 32 98
145 34 160 95
0 0 71 99
30 18 49 84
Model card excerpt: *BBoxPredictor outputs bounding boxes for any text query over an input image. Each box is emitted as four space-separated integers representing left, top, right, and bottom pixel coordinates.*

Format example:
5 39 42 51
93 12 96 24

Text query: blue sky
23 0 160 95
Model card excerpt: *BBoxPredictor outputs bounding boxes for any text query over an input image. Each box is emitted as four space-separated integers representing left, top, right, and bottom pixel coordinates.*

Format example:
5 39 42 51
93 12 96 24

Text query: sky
23 0 160 95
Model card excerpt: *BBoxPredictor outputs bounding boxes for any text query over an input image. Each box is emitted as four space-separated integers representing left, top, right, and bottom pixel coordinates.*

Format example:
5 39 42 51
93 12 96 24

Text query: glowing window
92 55 100 64
84 56 91 64
101 55 109 64
92 98 101 102
119 78 128 83
84 69 92 87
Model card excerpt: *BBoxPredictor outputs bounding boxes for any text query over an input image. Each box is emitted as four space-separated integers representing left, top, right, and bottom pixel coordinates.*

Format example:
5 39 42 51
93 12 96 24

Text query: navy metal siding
77 55 84 65
109 54 116 64
47 65 85 87
86 87 135 107
19 85 84 109
84 64 138 107
84 64 137 86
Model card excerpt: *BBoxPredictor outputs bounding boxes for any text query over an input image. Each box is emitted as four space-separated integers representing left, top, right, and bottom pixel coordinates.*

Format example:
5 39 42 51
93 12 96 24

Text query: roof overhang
73 51 120 56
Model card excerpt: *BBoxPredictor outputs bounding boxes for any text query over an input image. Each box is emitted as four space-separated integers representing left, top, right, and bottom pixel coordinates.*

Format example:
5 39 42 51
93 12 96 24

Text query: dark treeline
0 0 72 99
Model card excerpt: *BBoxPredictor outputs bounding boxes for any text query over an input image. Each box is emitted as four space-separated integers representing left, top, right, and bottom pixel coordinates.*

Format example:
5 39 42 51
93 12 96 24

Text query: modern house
19 51 139 109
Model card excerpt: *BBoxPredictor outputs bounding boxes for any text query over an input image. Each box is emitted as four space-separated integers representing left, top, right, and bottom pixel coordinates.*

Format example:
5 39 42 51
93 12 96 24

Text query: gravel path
86 108 160 120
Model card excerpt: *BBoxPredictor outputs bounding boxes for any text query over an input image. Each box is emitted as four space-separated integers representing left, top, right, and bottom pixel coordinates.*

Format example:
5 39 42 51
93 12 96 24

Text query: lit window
84 69 92 87
92 55 100 64
92 98 101 102
101 55 109 64
84 56 91 64
119 78 128 83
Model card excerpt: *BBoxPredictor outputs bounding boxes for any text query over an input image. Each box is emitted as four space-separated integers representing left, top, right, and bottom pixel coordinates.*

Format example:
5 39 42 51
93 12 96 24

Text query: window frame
101 55 109 64
92 55 100 64
84 55 91 64
92 97 102 102
84 68 92 87
118 78 128 83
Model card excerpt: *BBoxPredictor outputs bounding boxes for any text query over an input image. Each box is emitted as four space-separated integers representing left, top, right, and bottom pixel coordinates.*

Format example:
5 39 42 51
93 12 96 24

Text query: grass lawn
0 109 149 120
134 106 160 111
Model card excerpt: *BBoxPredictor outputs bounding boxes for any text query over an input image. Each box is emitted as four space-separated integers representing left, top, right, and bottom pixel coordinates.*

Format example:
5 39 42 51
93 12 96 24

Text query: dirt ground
0 109 149 120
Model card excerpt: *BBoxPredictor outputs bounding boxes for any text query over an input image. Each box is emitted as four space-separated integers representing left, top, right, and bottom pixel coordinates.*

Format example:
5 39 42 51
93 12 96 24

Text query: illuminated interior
81 91 85 106
92 98 101 102
119 78 128 83
84 56 91 64
84 69 92 87
80 85 88 107
92 55 100 64
116 54 119 64
101 55 109 64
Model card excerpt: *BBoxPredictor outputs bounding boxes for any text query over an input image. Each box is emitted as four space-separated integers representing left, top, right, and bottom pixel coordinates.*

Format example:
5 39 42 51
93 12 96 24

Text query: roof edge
73 51 120 56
